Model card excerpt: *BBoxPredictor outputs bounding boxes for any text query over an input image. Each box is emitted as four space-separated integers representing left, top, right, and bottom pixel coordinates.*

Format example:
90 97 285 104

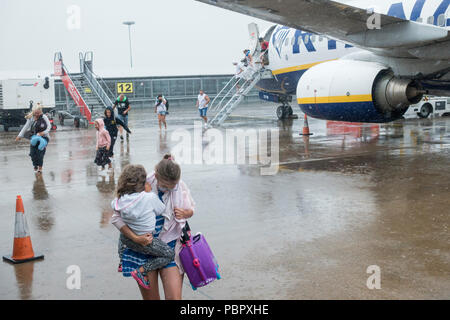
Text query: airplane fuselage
258 0 450 96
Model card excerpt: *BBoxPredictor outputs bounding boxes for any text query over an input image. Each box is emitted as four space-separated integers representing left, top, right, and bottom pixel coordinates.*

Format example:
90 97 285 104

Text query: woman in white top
154 95 167 130
196 89 210 124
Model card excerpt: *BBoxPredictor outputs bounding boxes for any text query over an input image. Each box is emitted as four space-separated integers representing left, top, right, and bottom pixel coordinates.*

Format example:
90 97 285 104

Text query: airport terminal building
54 73 260 111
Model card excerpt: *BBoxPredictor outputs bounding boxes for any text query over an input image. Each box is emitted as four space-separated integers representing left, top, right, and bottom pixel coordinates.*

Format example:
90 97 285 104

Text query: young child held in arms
111 164 175 289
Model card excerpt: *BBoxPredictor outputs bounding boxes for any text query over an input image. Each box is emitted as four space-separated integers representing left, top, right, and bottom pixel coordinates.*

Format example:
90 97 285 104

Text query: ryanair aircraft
197 0 450 123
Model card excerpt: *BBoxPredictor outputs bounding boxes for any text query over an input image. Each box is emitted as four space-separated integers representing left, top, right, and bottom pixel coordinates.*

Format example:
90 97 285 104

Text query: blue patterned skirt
121 239 177 277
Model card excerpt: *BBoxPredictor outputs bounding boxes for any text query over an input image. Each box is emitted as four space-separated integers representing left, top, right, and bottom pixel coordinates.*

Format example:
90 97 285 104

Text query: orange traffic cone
300 114 313 136
3 196 44 264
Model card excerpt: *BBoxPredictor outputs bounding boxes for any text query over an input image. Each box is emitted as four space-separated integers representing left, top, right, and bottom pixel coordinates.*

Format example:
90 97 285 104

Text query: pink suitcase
179 223 220 290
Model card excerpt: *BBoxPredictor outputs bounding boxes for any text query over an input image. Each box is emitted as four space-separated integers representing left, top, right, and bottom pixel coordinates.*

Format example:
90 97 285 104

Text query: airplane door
248 23 260 55
446 6 450 28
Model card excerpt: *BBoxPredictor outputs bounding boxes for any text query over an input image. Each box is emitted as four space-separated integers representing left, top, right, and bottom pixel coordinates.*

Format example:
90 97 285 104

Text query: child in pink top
94 118 112 170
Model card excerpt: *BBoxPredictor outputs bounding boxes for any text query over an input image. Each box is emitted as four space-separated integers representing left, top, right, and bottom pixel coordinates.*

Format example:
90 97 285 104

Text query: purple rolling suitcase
179 222 220 290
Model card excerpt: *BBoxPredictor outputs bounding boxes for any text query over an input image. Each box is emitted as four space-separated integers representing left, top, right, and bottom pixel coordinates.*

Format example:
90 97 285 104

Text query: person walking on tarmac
154 95 168 130
104 107 131 159
113 93 131 141
196 89 210 126
155 94 169 115
15 104 51 174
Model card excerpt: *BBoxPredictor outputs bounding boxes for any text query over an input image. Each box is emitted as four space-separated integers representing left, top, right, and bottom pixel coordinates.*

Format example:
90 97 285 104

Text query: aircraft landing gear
276 104 293 120
275 94 294 120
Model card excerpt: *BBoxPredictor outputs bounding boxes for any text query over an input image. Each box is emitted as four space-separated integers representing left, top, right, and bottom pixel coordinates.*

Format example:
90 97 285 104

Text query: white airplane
197 0 450 123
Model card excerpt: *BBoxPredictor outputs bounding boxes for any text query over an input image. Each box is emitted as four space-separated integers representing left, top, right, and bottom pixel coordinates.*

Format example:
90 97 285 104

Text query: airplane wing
196 0 449 57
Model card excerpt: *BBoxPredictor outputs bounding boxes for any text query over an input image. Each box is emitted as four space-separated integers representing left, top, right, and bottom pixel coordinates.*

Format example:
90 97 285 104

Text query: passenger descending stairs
207 69 262 128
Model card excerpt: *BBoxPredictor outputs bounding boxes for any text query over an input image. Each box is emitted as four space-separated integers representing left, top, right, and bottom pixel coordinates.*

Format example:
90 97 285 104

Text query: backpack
155 96 169 111
33 116 48 135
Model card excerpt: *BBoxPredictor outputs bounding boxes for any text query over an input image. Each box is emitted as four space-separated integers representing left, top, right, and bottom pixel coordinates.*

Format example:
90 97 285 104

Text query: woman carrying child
111 164 176 289
15 104 51 174
112 154 195 300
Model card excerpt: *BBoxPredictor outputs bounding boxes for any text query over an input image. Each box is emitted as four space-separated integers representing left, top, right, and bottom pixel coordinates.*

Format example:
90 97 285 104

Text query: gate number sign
117 82 133 94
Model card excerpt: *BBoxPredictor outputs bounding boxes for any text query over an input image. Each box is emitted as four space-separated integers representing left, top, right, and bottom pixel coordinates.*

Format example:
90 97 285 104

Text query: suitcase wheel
191 283 197 291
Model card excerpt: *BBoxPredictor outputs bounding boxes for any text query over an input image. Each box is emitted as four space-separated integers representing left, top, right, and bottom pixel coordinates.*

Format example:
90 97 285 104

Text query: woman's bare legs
158 114 162 130
159 266 183 300
138 270 160 300
157 114 167 130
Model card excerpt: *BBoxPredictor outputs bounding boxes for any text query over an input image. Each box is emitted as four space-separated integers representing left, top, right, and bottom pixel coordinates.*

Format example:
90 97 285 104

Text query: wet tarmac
0 103 449 299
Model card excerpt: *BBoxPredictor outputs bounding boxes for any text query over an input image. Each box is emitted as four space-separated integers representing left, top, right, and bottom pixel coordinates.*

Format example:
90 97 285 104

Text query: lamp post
123 21 135 68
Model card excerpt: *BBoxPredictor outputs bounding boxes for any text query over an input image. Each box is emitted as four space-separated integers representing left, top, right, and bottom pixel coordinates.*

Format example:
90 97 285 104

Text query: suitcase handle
180 221 191 245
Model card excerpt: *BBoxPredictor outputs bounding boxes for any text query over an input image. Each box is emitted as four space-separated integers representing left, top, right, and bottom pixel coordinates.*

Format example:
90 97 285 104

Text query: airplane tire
287 106 293 116
418 103 432 119
276 106 286 120
74 117 80 128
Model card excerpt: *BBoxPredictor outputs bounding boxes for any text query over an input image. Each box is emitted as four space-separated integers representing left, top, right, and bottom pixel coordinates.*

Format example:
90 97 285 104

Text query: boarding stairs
54 52 114 123
207 53 268 128
78 52 114 110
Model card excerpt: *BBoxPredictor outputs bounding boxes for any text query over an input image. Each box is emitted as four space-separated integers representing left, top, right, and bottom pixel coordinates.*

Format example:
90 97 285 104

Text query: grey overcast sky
0 0 274 78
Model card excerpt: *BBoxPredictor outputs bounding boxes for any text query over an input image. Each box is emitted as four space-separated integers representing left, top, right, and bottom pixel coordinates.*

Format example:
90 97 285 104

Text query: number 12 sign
117 82 133 94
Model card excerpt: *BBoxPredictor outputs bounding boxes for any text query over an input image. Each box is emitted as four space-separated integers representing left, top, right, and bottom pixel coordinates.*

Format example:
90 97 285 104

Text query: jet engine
296 60 424 123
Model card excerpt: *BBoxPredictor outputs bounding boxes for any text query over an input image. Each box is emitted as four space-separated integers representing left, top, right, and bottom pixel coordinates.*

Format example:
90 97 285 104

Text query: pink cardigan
95 118 111 149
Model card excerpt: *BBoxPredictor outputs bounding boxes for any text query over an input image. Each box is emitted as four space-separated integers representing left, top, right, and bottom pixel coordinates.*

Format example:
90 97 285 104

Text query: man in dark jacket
113 94 131 141
103 107 131 158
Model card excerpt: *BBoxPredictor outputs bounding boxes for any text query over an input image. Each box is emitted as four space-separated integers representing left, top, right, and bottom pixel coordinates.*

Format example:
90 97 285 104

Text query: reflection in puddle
32 174 48 200
96 173 116 194
13 262 36 300
32 175 54 231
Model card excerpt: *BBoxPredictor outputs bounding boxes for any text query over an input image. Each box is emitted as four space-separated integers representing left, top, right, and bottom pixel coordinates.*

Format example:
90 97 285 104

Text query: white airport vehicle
405 96 450 118
0 77 55 131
